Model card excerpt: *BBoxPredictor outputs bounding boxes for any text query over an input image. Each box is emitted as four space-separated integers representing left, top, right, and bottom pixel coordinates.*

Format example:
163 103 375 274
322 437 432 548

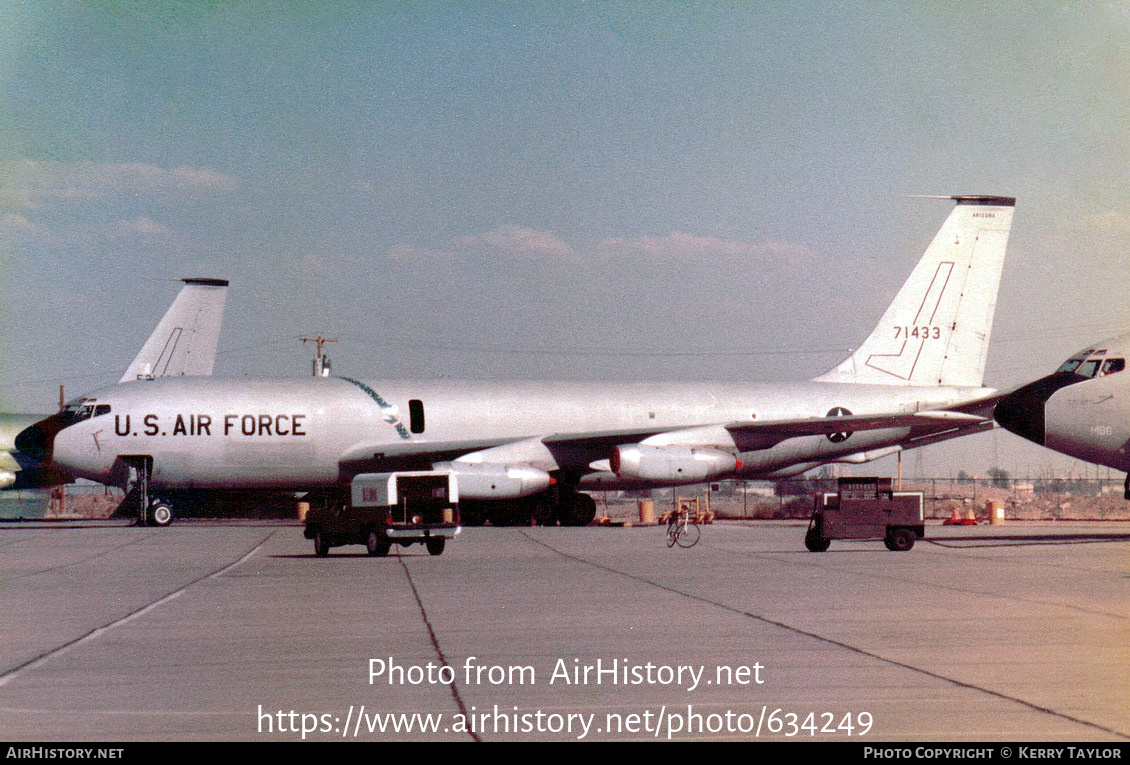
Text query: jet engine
610 445 738 482
432 461 552 500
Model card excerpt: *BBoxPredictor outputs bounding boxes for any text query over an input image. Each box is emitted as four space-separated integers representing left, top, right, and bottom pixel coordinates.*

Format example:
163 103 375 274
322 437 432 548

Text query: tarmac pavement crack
0 528 163 584
709 532 1127 621
399 558 480 742
0 531 275 688
521 529 1130 740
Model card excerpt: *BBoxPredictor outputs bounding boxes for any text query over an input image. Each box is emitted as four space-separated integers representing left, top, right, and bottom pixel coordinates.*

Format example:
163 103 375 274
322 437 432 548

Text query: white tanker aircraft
38 196 1015 526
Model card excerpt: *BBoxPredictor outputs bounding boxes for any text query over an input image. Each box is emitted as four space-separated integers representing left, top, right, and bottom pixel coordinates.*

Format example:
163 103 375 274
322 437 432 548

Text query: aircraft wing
719 409 993 451
934 391 1004 419
339 437 540 474
336 407 994 476
338 427 675 475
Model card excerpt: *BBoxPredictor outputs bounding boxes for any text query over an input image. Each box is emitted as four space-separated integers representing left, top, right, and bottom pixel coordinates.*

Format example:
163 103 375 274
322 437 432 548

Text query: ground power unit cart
805 477 924 552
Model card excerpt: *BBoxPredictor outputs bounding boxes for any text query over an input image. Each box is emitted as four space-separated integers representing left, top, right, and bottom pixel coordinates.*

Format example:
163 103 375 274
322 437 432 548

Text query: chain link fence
595 477 1129 522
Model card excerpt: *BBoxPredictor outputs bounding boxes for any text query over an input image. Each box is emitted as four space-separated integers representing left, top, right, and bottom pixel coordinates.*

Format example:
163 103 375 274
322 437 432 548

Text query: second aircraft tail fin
119 278 229 383
813 196 1015 388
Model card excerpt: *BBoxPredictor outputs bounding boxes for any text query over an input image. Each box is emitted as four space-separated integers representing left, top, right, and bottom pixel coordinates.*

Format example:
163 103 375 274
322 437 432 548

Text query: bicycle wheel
666 520 678 547
675 521 700 548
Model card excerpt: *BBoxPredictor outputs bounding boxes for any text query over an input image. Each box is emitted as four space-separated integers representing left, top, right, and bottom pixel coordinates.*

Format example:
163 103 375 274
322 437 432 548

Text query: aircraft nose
994 373 1082 445
14 410 75 461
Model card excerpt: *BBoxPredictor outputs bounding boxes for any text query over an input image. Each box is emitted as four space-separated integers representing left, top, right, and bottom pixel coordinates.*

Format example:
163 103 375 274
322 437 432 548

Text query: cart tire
367 530 391 557
426 537 445 556
805 528 830 552
314 530 330 557
886 527 915 552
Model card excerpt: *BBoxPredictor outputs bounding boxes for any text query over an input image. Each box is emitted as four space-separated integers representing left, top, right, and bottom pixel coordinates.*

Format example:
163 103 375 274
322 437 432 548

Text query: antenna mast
300 336 337 377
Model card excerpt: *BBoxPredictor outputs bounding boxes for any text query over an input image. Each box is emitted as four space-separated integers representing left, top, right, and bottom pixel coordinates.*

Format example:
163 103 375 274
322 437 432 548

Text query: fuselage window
408 399 425 434
1057 359 1084 374
93 404 111 417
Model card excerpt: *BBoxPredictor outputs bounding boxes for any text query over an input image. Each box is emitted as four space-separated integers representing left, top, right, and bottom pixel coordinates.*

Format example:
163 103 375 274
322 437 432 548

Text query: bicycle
665 508 700 548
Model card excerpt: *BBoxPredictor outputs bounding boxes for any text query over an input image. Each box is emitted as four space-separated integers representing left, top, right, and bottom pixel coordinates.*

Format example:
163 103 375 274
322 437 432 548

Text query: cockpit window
1063 354 1124 379
61 400 110 422
1100 358 1125 376
1078 359 1102 378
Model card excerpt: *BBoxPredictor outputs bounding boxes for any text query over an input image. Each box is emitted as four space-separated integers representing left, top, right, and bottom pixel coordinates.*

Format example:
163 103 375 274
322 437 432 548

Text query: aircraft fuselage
52 376 991 492
1044 371 1130 471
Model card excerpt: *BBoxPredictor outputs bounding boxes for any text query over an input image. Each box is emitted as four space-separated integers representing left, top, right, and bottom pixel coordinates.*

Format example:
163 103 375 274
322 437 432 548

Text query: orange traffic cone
943 506 962 525
961 507 978 525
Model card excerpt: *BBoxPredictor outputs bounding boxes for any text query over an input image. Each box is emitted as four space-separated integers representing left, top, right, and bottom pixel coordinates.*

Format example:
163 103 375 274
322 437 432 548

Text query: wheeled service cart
805 477 924 552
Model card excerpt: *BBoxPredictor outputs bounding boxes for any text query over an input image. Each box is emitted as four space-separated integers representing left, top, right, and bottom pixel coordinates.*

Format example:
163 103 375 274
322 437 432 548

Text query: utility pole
300 336 338 377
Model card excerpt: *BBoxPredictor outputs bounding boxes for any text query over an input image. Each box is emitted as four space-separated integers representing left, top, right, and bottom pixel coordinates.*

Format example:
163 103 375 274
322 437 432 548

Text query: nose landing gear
123 456 175 527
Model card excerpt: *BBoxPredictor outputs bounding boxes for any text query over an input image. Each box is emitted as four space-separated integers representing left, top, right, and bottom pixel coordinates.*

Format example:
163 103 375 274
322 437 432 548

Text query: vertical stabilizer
119 278 229 383
814 196 1014 387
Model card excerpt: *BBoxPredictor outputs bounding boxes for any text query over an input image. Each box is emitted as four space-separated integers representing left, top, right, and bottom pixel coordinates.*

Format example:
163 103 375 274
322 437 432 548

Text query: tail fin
813 196 1015 387
119 278 229 383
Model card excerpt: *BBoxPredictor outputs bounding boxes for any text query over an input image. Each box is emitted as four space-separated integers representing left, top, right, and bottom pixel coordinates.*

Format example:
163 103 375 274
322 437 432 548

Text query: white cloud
388 225 817 266
594 231 819 263
0 213 34 231
0 161 240 207
387 226 572 261
457 225 574 259
116 217 171 237
387 243 457 261
1075 210 1130 234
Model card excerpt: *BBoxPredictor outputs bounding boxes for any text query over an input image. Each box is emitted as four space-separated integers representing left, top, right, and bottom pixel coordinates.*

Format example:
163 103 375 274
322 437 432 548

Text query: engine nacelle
433 461 552 500
610 445 738 482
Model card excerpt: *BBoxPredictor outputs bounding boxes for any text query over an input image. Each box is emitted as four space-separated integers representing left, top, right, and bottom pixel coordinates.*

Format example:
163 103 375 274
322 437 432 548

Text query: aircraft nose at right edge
994 382 1048 445
994 373 1081 446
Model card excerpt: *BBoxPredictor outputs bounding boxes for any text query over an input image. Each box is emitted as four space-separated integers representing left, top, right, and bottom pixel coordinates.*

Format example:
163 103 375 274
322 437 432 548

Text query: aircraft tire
367 530 391 557
314 530 330 557
149 500 174 527
559 492 596 526
489 501 525 526
885 527 915 552
530 495 555 526
426 537 445 556
804 528 830 552
460 501 488 526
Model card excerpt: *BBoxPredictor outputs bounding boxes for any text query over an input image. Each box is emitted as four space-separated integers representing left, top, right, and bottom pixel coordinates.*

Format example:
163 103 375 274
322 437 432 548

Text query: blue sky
2 2 1128 476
